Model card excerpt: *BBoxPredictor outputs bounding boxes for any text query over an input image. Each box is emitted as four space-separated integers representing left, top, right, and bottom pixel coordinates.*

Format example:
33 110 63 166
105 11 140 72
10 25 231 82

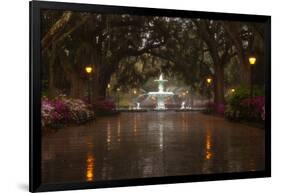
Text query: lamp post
206 77 212 105
249 56 256 98
117 88 120 109
186 90 189 108
85 65 93 104
107 84 111 98
132 89 137 109
182 92 186 104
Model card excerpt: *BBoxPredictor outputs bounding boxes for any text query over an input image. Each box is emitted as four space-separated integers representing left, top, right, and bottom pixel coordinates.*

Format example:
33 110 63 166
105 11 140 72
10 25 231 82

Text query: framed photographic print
30 0 271 192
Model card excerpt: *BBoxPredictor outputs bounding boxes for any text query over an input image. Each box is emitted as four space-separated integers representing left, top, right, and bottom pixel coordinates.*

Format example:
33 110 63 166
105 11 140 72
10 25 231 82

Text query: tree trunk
92 39 102 100
92 66 100 100
69 72 85 99
223 22 251 85
48 45 57 97
98 79 107 98
92 74 108 100
41 11 72 50
214 64 225 105
195 20 226 105
98 69 111 99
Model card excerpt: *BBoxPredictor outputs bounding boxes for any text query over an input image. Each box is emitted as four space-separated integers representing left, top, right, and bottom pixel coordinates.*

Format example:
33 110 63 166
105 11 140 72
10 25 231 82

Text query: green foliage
227 85 264 106
225 86 265 121
227 86 250 109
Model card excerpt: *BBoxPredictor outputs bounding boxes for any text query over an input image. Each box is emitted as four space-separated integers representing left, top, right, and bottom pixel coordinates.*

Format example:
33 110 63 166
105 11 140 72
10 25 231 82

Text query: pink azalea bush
240 96 265 121
41 95 94 128
225 96 265 122
42 97 62 127
224 86 265 122
92 97 118 116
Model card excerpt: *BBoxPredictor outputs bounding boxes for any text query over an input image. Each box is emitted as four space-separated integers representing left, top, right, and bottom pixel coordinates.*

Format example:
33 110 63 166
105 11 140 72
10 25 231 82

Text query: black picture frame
30 0 271 192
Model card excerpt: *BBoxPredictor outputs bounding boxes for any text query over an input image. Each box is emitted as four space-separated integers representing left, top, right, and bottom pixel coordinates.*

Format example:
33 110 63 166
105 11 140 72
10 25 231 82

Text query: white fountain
180 101 185 109
148 74 174 110
136 102 141 110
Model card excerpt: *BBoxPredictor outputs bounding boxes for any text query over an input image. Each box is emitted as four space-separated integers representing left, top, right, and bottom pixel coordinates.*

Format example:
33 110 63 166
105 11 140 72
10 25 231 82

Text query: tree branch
41 11 72 50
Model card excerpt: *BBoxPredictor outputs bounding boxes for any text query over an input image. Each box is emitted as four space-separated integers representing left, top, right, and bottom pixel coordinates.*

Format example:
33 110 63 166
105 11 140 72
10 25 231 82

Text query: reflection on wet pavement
42 112 265 184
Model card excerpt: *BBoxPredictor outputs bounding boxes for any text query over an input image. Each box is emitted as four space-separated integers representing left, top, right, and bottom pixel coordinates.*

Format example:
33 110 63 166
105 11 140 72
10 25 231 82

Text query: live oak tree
41 11 168 99
41 10 265 104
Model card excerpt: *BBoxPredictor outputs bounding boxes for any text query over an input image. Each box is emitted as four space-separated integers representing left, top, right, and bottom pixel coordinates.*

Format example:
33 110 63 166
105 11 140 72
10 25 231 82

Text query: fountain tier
147 74 174 110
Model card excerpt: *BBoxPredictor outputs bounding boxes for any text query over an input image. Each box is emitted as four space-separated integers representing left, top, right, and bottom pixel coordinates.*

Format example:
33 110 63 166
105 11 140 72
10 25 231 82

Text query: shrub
225 86 250 121
240 96 265 121
225 86 265 122
42 97 61 127
92 97 119 116
41 95 94 128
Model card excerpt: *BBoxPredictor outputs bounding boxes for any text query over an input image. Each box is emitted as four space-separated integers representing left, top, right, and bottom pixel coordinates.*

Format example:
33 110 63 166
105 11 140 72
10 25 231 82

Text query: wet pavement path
42 112 265 184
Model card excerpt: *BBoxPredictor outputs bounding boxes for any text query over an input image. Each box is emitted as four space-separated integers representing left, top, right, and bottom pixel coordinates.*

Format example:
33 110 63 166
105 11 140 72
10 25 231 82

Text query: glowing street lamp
249 56 257 98
85 66 93 74
85 65 93 104
206 78 212 84
231 88 235 93
249 57 257 65
133 90 137 95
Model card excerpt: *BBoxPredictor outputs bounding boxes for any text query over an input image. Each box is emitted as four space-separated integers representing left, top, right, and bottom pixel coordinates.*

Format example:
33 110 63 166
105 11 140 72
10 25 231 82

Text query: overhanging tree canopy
41 10 265 104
